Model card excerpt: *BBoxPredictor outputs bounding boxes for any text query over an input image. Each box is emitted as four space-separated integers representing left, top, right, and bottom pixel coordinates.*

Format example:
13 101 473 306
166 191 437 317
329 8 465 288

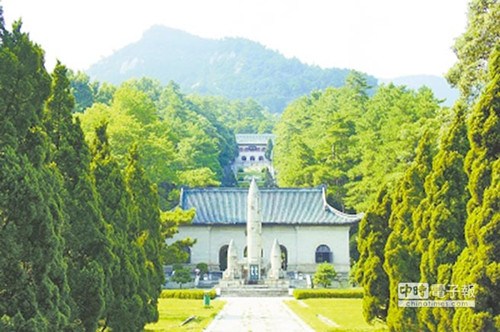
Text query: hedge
160 289 217 300
293 288 363 299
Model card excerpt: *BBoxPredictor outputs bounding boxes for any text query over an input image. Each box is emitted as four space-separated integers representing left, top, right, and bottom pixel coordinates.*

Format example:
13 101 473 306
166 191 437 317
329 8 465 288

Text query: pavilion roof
179 186 362 225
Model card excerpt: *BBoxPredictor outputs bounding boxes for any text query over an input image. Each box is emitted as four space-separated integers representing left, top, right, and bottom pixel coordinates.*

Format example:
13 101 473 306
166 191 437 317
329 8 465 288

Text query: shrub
293 288 364 300
313 262 337 287
196 262 209 275
160 289 217 299
171 266 193 288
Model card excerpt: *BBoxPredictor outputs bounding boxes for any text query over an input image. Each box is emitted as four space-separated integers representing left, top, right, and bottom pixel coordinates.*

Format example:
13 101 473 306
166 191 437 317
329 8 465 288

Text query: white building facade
232 134 274 170
172 183 362 278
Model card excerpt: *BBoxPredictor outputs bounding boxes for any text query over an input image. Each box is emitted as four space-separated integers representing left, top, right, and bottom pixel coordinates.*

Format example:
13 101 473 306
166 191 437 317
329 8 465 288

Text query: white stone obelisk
223 239 239 280
268 238 282 280
247 177 262 282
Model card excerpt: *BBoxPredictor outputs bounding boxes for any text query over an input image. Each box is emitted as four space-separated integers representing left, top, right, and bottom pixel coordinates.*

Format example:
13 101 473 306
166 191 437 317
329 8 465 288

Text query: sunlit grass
285 298 387 332
144 298 225 332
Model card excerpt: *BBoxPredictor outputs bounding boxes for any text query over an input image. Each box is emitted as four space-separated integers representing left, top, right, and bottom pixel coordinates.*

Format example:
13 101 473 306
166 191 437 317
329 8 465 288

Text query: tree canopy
355 2 499 330
0 17 165 331
273 71 442 212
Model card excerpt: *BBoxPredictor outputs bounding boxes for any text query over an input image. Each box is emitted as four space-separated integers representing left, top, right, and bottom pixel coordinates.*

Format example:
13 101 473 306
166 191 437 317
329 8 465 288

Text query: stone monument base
217 278 290 297
218 279 245 288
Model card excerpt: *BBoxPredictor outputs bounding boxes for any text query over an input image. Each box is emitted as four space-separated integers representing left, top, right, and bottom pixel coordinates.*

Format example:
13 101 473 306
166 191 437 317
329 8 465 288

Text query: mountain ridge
87 25 457 111
87 25 375 112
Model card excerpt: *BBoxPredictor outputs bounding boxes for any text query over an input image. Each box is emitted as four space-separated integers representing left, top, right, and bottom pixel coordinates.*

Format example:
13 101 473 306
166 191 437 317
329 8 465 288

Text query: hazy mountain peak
141 25 206 44
87 25 370 112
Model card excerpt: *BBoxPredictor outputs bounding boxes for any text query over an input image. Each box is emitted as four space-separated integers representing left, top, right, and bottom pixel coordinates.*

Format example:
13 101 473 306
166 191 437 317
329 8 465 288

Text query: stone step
219 287 291 297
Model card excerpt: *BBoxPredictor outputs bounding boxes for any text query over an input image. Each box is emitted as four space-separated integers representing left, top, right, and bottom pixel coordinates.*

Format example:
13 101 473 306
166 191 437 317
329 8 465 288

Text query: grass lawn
144 298 225 332
285 298 387 332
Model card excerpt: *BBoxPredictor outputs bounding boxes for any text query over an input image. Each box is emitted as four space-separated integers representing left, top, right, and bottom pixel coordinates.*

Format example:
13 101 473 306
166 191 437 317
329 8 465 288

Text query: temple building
233 134 275 170
171 179 362 283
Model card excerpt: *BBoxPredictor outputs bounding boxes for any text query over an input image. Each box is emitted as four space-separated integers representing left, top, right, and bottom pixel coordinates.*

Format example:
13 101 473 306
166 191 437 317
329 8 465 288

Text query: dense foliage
356 1 499 331
354 187 392 323
450 47 499 331
71 76 279 206
313 263 338 288
0 20 71 331
446 0 500 102
77 80 238 208
0 17 164 331
273 71 442 212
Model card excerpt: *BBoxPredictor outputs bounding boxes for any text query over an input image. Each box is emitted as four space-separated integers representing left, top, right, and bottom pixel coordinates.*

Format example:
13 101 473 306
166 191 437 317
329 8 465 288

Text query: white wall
170 224 351 274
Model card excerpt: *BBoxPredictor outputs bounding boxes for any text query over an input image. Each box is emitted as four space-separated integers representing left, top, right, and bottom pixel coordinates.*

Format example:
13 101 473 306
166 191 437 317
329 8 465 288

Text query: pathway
204 297 314 332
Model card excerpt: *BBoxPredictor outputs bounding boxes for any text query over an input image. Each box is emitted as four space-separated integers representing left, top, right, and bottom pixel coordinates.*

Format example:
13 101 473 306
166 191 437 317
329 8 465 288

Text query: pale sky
2 0 469 78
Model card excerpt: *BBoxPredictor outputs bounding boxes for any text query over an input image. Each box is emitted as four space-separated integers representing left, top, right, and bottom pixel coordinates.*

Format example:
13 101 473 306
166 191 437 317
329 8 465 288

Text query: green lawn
144 298 225 332
285 298 387 332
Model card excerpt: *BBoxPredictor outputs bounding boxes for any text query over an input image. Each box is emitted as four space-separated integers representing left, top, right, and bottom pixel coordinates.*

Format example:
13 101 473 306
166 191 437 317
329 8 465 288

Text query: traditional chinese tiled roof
235 134 275 145
179 186 362 225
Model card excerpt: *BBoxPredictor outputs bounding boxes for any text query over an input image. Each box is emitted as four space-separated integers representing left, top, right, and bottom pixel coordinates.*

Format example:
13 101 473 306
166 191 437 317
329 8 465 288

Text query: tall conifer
90 124 142 332
384 132 436 331
124 145 164 326
451 47 500 332
44 62 111 331
0 17 71 330
356 186 392 323
415 103 470 331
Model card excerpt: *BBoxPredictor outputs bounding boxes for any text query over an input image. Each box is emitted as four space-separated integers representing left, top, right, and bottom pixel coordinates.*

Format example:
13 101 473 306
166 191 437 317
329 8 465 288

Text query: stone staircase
218 284 291 297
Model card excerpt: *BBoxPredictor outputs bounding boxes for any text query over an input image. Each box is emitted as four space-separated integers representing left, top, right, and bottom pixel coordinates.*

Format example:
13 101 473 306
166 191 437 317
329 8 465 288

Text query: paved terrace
204 297 313 332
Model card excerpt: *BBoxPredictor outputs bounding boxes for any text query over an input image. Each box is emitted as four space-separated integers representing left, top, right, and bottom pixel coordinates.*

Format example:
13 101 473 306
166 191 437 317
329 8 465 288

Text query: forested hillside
72 76 275 208
273 71 444 213
87 25 377 113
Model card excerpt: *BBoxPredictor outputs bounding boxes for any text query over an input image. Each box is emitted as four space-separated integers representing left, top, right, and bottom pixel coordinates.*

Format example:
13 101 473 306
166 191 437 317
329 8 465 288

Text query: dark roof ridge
181 185 325 192
320 186 364 220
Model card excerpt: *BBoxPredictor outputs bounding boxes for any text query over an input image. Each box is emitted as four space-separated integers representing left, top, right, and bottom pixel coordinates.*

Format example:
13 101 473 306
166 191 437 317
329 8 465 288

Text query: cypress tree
44 62 111 331
124 145 165 327
0 17 71 330
90 123 142 332
384 131 436 331
451 47 500 332
415 103 470 331
355 186 392 323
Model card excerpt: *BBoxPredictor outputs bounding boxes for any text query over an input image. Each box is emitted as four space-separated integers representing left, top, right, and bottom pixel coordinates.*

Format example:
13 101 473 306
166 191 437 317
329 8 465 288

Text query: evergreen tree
90 123 141 332
415 103 470 331
124 145 164 327
346 84 441 211
0 18 71 330
44 62 110 331
265 138 274 161
160 208 197 265
446 0 500 101
451 47 500 332
262 167 275 188
170 266 193 289
69 70 96 113
355 186 392 323
383 132 436 331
